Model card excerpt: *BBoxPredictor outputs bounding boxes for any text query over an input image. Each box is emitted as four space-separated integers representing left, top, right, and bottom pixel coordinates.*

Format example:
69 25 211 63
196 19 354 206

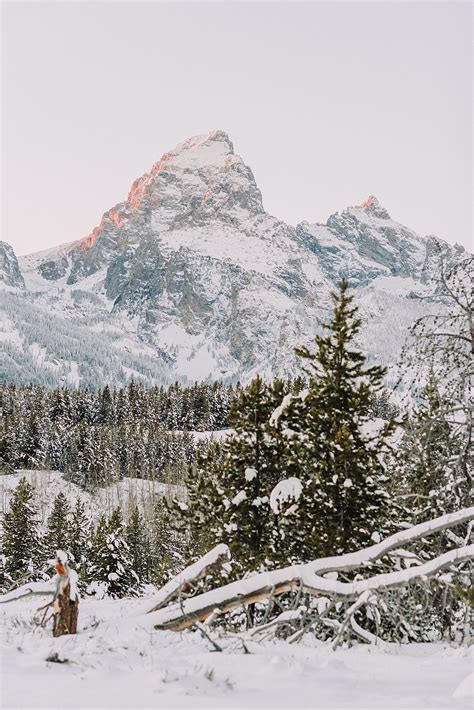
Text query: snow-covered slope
0 470 183 531
0 131 466 388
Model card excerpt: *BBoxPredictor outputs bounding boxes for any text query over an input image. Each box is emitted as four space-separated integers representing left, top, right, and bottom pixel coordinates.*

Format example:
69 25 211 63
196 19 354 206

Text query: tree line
0 380 236 486
0 479 180 597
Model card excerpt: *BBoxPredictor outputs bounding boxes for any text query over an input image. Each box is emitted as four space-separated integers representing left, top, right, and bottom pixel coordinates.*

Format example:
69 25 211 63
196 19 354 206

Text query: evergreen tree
89 508 139 598
150 497 185 585
98 385 113 424
43 492 71 558
126 505 150 585
2 478 41 581
17 413 45 469
174 377 290 575
278 280 394 560
395 372 461 523
68 497 91 578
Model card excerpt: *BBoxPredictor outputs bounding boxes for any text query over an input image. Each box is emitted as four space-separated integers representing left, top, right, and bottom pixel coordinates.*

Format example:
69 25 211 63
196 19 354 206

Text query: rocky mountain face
0 131 465 388
0 242 24 289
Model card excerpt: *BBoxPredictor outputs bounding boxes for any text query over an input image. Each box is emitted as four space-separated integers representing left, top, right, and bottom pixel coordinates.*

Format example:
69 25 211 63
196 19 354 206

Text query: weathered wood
153 579 300 631
53 582 72 637
149 506 474 631
52 581 80 637
147 544 231 613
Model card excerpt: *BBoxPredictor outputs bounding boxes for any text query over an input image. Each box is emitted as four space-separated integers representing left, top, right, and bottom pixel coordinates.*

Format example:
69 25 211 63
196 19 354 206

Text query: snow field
1 594 472 709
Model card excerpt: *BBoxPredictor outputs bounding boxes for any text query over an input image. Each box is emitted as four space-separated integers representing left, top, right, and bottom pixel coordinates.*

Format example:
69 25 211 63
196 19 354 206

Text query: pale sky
2 1 472 255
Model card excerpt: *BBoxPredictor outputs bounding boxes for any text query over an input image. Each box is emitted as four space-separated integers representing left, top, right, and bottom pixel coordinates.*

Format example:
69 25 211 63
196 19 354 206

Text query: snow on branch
308 506 474 576
146 544 231 613
303 545 474 599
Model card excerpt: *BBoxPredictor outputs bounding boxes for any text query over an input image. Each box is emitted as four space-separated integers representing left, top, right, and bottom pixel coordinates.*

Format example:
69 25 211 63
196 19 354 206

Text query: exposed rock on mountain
0 241 24 289
0 131 465 388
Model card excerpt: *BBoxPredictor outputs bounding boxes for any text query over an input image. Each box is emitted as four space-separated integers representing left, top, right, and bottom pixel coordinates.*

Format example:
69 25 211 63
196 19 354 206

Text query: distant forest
0 380 237 486
0 375 395 490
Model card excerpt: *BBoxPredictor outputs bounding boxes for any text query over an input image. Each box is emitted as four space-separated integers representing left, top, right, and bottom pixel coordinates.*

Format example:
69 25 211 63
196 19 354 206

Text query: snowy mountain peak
3 131 466 388
126 128 259 215
162 129 235 168
354 195 390 219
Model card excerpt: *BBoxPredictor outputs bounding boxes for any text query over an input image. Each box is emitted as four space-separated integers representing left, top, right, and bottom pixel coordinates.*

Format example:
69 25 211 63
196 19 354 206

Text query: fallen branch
152 548 473 632
0 579 55 604
148 507 474 632
307 507 474 577
147 544 231 613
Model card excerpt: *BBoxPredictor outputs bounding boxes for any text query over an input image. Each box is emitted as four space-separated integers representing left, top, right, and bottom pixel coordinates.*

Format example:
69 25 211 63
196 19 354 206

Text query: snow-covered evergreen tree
175 377 290 575
68 496 91 581
395 372 457 523
276 279 394 560
43 492 71 558
89 508 139 598
2 478 41 581
126 505 150 586
149 497 185 585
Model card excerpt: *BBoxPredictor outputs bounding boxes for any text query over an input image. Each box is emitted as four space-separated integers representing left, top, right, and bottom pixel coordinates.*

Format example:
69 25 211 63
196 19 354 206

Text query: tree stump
52 580 79 637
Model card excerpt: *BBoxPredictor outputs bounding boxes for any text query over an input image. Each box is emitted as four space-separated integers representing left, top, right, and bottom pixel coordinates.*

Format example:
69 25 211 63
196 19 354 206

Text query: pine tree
43 492 71 558
2 478 41 581
68 497 91 580
174 377 291 575
395 372 461 523
98 385 113 424
150 498 185 585
17 413 45 469
278 280 394 560
126 505 150 586
89 508 139 598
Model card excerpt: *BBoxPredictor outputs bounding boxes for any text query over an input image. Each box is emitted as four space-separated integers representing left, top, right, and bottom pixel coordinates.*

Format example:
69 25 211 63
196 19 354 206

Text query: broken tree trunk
147 543 231 613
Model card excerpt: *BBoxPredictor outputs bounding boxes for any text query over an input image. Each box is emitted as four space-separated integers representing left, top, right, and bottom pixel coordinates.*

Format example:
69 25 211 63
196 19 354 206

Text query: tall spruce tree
3 478 41 581
68 497 91 579
126 505 150 586
43 492 71 558
277 280 394 559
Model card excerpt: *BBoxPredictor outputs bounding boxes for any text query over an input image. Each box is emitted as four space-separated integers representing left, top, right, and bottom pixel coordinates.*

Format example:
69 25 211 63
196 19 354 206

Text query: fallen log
149 506 474 631
152 545 473 631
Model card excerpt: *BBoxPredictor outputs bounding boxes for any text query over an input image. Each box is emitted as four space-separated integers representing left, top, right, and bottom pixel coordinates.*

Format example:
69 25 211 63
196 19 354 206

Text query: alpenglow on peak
355 195 390 219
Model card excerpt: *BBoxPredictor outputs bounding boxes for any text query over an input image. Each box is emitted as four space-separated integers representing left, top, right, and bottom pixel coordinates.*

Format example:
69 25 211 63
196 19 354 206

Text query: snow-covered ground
1 593 472 709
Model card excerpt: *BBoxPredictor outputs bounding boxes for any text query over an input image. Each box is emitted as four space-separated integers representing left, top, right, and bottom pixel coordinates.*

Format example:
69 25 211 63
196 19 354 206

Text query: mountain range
0 130 465 388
